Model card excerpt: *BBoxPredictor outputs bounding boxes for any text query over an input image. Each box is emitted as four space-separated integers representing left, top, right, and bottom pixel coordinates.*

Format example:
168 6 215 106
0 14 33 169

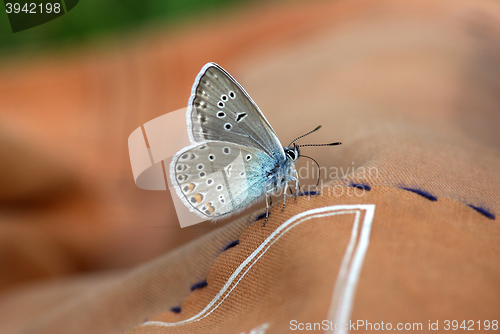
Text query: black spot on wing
236 113 247 122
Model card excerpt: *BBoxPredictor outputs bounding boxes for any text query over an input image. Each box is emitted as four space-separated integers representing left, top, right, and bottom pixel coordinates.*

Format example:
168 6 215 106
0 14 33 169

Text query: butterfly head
284 126 342 187
284 144 300 162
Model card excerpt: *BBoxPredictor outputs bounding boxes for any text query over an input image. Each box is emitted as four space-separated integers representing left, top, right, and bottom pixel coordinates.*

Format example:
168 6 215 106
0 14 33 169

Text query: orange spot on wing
205 203 215 214
194 193 203 203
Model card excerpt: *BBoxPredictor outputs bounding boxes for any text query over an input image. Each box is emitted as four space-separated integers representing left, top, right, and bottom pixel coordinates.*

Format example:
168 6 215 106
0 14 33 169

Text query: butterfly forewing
188 63 285 160
170 141 273 218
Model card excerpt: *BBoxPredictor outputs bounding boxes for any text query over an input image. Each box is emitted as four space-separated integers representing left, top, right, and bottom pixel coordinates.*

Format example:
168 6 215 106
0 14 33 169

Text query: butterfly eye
217 111 226 118
246 154 252 161
221 94 228 101
224 123 232 131
223 147 230 154
208 154 215 161
217 101 225 108
229 91 236 99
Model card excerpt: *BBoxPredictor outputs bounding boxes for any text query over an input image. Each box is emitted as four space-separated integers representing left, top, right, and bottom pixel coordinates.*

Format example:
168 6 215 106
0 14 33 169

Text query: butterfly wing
170 141 275 219
187 63 285 160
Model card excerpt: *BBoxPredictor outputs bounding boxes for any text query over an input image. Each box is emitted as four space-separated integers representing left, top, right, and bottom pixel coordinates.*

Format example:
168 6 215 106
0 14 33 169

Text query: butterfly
169 63 340 224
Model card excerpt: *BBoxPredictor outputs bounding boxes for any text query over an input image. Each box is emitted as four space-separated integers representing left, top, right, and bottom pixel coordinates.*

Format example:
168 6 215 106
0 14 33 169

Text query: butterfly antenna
299 154 322 187
287 125 322 147
296 142 342 148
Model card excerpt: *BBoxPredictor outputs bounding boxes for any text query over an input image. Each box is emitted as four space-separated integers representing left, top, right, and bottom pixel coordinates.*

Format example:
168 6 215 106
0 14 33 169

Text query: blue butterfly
170 63 340 224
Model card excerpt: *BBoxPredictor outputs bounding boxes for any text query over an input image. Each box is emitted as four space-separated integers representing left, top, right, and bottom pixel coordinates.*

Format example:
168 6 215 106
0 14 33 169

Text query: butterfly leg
282 183 288 212
263 193 272 226
294 171 300 201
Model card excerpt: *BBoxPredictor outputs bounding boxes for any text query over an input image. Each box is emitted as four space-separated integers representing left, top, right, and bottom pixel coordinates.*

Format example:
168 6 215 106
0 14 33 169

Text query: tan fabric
0 0 499 333
134 186 499 333
0 217 250 334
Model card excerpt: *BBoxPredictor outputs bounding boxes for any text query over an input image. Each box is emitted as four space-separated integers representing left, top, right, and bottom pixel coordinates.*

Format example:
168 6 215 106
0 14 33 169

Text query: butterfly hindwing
188 63 285 160
170 141 275 219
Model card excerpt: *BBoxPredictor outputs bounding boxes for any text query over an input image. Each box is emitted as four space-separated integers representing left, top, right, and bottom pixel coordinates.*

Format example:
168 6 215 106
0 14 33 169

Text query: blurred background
0 0 343 293
1 0 500 298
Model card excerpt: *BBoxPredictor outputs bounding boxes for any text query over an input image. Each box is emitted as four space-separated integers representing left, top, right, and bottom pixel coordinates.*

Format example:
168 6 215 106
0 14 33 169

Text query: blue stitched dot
400 187 437 201
170 306 181 313
190 280 208 291
467 204 495 220
297 191 320 196
223 240 239 251
254 212 267 222
349 183 371 191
